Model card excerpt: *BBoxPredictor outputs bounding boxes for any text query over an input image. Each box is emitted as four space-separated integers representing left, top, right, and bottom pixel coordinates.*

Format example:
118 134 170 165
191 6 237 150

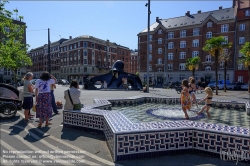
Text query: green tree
219 51 231 92
239 42 250 93
203 36 232 95
0 0 32 87
185 56 201 77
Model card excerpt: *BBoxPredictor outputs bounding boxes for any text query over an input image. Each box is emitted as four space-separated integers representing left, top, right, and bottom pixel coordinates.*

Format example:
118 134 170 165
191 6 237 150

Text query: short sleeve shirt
35 79 55 93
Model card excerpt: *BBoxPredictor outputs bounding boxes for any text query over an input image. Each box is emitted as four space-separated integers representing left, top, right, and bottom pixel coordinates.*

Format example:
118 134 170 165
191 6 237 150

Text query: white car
216 84 225 90
241 84 248 90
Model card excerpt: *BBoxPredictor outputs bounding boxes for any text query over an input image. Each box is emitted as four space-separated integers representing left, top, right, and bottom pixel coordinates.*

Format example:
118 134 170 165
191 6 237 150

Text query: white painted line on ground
1 140 46 166
16 111 120 166
1 128 71 166
2 124 99 166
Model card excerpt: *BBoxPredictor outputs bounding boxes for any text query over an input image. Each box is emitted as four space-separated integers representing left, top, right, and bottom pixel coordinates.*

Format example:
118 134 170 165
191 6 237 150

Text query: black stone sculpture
85 60 143 90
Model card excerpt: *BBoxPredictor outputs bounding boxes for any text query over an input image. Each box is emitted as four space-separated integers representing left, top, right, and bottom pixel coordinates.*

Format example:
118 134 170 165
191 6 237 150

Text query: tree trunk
192 68 195 77
248 66 250 93
215 49 219 95
224 61 227 92
13 69 18 88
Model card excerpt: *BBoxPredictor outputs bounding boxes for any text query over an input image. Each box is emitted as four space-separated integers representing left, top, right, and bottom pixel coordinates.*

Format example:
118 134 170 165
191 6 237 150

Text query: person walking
50 83 59 114
35 72 57 127
64 80 82 110
22 72 34 123
103 81 107 91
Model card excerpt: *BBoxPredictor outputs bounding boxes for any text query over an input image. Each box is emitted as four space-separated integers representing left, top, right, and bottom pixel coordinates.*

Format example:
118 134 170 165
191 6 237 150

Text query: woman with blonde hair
197 87 213 118
22 72 34 123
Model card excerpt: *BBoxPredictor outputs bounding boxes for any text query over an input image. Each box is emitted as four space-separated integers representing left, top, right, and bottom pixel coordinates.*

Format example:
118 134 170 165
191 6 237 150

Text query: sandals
37 123 42 127
45 122 52 126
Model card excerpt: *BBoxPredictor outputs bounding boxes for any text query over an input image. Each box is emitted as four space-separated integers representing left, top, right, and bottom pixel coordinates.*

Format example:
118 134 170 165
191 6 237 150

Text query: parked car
241 84 249 90
58 79 69 85
227 82 245 90
168 81 181 89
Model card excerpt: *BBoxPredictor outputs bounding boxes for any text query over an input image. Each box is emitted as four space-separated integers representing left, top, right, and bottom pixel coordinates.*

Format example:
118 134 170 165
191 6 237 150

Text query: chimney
186 11 190 16
69 36 72 39
198 10 201 14
156 17 159 21
219 6 222 9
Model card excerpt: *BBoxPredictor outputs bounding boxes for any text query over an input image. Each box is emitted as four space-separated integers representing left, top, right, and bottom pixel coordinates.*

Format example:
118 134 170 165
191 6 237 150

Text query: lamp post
106 40 109 73
146 0 151 93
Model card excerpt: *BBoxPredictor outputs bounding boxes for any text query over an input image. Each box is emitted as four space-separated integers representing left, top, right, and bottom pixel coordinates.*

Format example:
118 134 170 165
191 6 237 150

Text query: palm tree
239 42 250 93
219 51 231 92
185 56 201 77
203 36 232 95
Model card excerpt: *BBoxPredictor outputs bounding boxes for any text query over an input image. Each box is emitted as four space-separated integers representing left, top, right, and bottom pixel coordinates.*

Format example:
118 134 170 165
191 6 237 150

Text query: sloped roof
140 7 234 33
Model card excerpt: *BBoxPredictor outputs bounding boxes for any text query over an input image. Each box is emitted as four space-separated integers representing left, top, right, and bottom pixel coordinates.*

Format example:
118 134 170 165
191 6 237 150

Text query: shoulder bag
67 89 82 110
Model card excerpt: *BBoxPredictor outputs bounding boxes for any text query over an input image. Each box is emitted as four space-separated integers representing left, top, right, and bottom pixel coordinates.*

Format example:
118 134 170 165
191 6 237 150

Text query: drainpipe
234 16 237 82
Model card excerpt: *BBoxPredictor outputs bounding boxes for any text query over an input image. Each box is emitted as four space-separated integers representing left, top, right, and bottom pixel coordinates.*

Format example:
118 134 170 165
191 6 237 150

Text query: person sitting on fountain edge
142 85 147 93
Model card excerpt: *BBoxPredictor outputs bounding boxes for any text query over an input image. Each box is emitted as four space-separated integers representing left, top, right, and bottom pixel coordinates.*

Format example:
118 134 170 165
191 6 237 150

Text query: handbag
32 104 36 112
67 89 82 110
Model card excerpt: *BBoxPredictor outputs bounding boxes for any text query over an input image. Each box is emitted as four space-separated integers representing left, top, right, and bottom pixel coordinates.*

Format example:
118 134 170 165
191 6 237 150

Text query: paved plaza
1 85 249 166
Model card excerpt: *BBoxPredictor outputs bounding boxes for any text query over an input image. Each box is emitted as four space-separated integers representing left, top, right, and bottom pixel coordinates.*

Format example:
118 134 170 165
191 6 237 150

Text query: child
180 79 191 119
197 87 213 118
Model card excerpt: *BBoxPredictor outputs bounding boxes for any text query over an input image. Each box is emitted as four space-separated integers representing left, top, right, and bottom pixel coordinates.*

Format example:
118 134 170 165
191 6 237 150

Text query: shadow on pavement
0 114 21 124
23 127 50 143
8 118 29 135
60 126 105 141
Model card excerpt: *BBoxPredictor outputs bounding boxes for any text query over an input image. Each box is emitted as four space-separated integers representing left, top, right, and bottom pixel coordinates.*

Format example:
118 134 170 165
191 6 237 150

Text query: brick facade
130 51 139 74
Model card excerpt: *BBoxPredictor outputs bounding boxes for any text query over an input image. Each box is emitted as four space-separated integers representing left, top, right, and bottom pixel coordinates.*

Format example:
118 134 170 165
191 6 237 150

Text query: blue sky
5 1 232 50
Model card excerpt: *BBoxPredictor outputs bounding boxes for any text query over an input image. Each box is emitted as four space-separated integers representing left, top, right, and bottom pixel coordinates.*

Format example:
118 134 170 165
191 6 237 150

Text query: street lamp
145 0 151 93
106 39 109 73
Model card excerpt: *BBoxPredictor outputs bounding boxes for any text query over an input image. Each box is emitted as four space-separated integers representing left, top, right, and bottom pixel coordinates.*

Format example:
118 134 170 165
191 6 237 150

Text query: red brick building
130 51 139 74
234 0 250 83
138 0 248 85
28 36 131 83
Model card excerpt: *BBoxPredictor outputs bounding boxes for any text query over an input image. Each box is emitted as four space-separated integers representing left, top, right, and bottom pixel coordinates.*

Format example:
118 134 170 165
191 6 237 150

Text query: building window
193 28 199 36
70 45 72 50
206 32 212 38
158 48 162 54
84 51 87 56
149 35 152 41
180 30 186 37
221 24 229 32
168 53 173 60
158 58 162 64
239 51 244 57
238 76 243 83
168 32 174 39
84 59 88 65
157 68 162 72
78 42 81 47
180 41 186 48
222 36 228 44
179 74 185 80
245 10 250 16
192 39 199 47
239 23 245 31
4 27 10 32
74 44 77 49
158 29 162 34
168 42 174 49
223 49 228 55
149 54 152 61
238 63 243 70
149 64 152 71
179 63 185 70
179 52 186 59
205 66 211 71
158 38 162 44
91 43 95 49
192 51 199 58
92 59 95 66
220 62 224 69
206 55 211 62
207 22 213 28
168 64 173 70
239 37 245 44
84 42 87 48
218 74 221 80
149 44 152 53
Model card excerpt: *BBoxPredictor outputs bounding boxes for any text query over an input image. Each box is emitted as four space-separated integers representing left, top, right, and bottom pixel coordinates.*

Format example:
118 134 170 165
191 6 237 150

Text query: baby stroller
0 83 22 118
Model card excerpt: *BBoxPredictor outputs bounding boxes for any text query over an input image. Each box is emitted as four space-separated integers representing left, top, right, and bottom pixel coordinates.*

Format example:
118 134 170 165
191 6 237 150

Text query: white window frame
167 64 173 70
158 29 162 34
238 63 243 70
158 38 162 44
245 10 250 16
84 42 87 48
207 22 213 28
168 53 173 60
179 63 185 70
221 24 229 32
180 30 186 37
158 48 162 54
158 58 162 64
157 68 162 72
149 54 152 61
206 55 211 62
206 32 212 38
149 35 153 41
205 66 211 71
239 37 245 44
168 42 174 49
192 39 199 47
168 32 174 39
149 64 152 71
192 51 199 58
220 62 224 69
179 52 186 59
84 50 87 56
149 44 152 53
180 41 186 48
179 74 185 81
238 76 243 83
222 36 228 44
239 23 245 31
193 28 199 36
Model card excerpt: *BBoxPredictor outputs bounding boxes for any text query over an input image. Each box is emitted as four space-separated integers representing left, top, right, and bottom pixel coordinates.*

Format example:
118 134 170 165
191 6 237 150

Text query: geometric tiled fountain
63 95 250 163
